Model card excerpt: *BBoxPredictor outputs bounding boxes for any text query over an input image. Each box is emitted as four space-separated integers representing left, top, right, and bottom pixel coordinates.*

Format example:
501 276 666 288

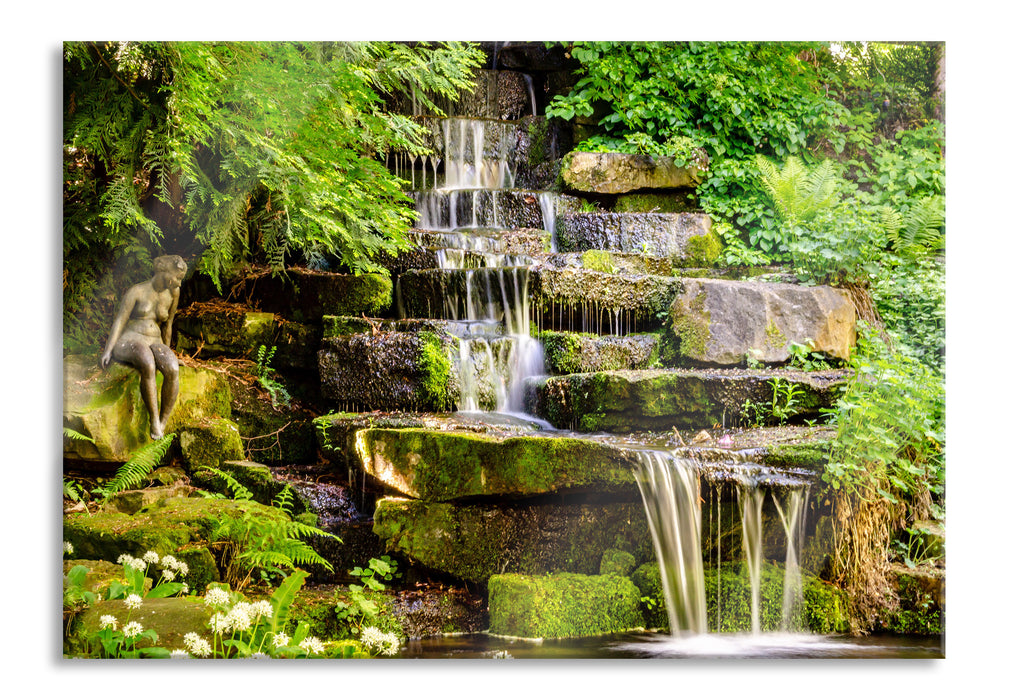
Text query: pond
399 631 943 660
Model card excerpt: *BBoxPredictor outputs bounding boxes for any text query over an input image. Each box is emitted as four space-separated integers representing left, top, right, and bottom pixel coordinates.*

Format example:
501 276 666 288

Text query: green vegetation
63 40 483 351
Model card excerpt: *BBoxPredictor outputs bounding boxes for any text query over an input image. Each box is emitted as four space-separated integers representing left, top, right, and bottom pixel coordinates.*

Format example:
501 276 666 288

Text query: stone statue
100 255 188 439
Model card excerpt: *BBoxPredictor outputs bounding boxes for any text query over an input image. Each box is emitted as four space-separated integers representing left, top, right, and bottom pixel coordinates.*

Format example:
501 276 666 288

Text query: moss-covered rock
488 573 646 639
358 428 639 500
614 191 700 213
527 368 849 432
599 549 636 577
62 496 287 591
373 497 652 583
175 302 277 360
877 564 944 636
232 268 393 323
540 331 660 374
189 460 302 511
560 151 704 193
631 561 849 634
227 374 318 465
65 595 214 657
64 356 232 463
104 483 197 515
664 278 857 366
179 417 244 469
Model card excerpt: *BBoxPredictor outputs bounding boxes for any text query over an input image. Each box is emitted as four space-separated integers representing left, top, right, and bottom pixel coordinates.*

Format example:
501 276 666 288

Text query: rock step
560 151 706 194
556 211 721 266
411 189 580 232
527 368 851 432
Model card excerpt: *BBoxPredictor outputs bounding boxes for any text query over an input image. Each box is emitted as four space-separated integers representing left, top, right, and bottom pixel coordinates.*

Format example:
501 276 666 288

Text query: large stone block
488 573 646 639
372 497 653 583
540 331 660 374
527 368 849 432
561 151 705 193
356 428 639 501
666 278 857 366
556 211 719 265
231 268 392 323
63 356 232 463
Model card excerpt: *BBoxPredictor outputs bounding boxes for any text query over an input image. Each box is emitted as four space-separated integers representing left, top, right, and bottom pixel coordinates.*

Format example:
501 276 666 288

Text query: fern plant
890 195 945 256
754 154 839 230
255 345 291 408
203 466 339 591
92 434 175 504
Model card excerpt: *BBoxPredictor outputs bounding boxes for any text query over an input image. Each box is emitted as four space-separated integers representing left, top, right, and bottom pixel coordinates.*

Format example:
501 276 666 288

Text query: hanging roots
830 488 903 634
842 282 891 348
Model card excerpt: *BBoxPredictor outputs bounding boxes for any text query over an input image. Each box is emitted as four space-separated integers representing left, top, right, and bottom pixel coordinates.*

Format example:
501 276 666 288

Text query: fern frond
203 466 253 501
63 427 95 444
892 195 945 255
98 433 175 500
272 484 295 515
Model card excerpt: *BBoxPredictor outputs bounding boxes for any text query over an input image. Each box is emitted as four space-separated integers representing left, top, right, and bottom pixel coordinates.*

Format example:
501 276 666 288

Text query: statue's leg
152 344 180 432
113 339 163 439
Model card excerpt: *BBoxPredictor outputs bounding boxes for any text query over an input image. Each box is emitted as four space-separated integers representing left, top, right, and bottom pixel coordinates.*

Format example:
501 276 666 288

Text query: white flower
122 621 144 638
124 593 143 610
181 584 190 595
184 632 212 658
142 551 160 564
117 554 145 570
299 636 325 656
227 606 252 632
99 615 118 631
251 600 273 619
170 649 189 659
248 652 270 659
161 569 176 581
204 587 231 607
63 541 74 555
272 632 290 648
208 612 231 635
159 554 179 569
360 626 400 656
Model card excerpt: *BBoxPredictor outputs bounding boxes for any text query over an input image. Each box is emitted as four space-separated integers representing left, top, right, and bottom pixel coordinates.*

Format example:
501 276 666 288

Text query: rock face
527 368 850 432
561 151 704 193
488 573 646 639
356 428 639 501
230 268 393 323
372 498 653 583
540 331 659 374
666 278 858 366
63 356 233 462
556 212 719 265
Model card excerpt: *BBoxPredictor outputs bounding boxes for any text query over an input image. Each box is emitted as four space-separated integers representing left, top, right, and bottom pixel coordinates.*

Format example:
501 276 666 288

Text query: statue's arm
161 288 180 346
100 287 138 369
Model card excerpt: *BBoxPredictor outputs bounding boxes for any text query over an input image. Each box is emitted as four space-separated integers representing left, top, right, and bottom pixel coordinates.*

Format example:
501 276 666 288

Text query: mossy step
527 368 850 432
488 573 646 639
406 227 553 257
356 427 640 501
556 211 720 266
560 151 705 194
373 497 653 583
540 331 660 374
631 561 850 634
63 356 233 463
225 268 392 323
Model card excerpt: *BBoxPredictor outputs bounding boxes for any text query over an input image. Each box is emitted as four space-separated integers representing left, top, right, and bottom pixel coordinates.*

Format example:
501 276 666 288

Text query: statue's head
153 255 188 289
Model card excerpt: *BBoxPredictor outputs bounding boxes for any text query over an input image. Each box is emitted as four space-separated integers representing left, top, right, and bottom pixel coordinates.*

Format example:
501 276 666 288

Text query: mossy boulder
65 596 213 657
614 191 700 213
227 374 318 465
599 549 636 577
488 573 646 639
664 278 857 366
560 151 704 193
174 302 277 360
357 428 639 500
540 331 660 374
372 497 652 583
318 330 457 412
64 356 232 463
232 268 393 323
312 411 428 466
527 368 849 432
631 561 849 633
104 483 197 515
189 460 305 511
555 211 715 264
877 564 944 636
63 496 288 591
178 417 244 469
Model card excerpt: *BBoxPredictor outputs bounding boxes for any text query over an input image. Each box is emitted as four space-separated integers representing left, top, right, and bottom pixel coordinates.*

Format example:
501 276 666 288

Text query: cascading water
632 450 707 636
632 448 815 638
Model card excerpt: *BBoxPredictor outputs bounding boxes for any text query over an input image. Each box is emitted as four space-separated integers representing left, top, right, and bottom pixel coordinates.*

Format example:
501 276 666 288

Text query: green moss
763 442 831 470
614 193 695 213
581 250 617 274
600 549 636 576
417 331 452 412
877 570 944 636
683 228 724 267
631 562 849 633
178 417 244 469
488 573 646 639
321 315 374 338
765 320 787 349
664 289 711 363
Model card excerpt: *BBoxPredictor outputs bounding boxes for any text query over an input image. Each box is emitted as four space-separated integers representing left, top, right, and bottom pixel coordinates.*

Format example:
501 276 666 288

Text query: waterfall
773 486 810 632
633 450 707 636
737 480 765 635
523 74 537 116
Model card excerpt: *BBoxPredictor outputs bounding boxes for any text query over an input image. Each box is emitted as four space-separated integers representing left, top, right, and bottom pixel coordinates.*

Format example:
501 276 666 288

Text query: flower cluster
359 626 401 656
116 553 147 570
64 541 74 556
182 632 212 658
299 636 326 656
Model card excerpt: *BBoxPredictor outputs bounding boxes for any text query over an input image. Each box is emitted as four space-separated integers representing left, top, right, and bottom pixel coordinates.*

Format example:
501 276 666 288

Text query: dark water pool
399 631 943 659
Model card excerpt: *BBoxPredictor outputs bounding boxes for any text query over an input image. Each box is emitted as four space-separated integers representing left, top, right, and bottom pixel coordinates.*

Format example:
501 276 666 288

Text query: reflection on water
400 632 942 660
